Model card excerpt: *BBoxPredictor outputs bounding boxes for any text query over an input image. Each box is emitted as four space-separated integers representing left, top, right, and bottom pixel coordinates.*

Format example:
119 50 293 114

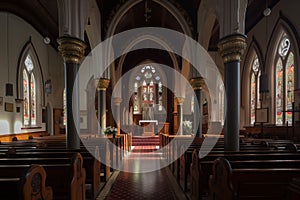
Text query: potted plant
104 126 118 138
183 120 193 135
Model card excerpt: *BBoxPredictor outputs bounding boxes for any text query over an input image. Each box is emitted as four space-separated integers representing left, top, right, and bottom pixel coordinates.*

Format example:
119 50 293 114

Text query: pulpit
139 120 158 136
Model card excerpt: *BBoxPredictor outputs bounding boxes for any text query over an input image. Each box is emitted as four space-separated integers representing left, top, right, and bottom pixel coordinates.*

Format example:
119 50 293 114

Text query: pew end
71 153 86 200
19 164 53 200
209 157 235 200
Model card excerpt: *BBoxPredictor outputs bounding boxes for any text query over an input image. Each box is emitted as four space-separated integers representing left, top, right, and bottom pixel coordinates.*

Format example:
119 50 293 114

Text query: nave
1 0 300 199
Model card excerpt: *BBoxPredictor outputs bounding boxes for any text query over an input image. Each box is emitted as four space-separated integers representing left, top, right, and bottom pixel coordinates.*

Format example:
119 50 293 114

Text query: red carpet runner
104 137 176 199
131 136 160 146
105 169 176 200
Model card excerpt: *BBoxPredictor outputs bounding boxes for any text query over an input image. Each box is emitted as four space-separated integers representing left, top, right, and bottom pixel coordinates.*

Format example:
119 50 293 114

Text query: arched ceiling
0 0 280 51
109 1 184 35
0 0 58 47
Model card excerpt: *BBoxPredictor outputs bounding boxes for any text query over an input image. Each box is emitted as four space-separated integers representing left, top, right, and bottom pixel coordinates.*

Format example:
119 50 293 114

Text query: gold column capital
190 77 205 90
97 78 110 91
218 34 247 64
57 36 87 64
177 97 185 105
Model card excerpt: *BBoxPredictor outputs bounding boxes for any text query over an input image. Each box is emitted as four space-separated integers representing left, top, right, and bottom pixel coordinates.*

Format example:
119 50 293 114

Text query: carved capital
177 97 185 105
57 36 87 64
190 77 205 90
97 78 110 91
218 34 247 64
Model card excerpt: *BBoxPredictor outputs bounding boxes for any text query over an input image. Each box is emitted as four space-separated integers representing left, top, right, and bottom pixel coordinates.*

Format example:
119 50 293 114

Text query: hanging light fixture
144 0 152 23
6 13 13 96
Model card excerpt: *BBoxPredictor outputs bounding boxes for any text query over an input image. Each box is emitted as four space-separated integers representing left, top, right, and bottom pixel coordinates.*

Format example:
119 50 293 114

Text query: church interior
1 0 300 199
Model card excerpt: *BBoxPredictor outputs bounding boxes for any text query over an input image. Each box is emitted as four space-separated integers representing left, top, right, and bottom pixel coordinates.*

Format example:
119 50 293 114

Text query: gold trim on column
190 77 205 90
97 78 110 91
218 34 247 64
177 97 185 105
57 37 87 64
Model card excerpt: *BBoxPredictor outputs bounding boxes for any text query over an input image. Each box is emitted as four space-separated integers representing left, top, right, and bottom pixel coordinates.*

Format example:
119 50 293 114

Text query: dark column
190 77 205 138
58 37 86 149
97 78 110 136
113 98 122 135
218 34 247 151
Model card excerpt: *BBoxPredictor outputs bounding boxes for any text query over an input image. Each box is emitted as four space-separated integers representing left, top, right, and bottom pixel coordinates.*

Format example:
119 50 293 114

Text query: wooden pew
209 157 300 200
3 137 111 196
0 164 52 200
287 177 300 199
2 148 102 200
0 153 85 200
189 149 300 199
0 135 113 199
179 142 288 192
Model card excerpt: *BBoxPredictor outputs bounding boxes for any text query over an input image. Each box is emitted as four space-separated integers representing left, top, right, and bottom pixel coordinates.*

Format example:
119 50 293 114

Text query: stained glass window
275 59 284 125
23 54 37 126
158 82 163 111
275 34 294 126
23 70 29 126
134 83 139 112
134 65 163 113
250 73 256 124
219 84 224 125
286 52 294 124
63 88 66 126
250 56 261 125
25 54 34 72
30 74 36 126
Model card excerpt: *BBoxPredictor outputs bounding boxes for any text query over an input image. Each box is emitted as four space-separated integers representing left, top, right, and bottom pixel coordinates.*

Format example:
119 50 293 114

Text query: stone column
113 97 122 135
177 97 185 135
58 37 87 149
190 77 205 138
97 78 110 136
218 34 247 151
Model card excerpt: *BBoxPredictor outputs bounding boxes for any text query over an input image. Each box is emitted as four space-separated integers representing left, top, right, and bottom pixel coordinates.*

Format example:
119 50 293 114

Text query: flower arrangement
104 126 117 135
182 120 192 135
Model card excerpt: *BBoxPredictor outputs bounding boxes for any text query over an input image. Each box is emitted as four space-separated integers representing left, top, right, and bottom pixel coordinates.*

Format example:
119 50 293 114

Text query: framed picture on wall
255 108 269 123
5 102 14 112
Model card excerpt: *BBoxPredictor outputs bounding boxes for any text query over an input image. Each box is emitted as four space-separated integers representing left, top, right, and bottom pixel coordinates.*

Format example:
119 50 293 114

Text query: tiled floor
99 145 186 200
105 169 176 200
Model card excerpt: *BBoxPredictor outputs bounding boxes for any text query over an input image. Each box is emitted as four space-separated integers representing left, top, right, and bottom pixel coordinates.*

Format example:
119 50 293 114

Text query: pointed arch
17 40 44 127
266 16 299 125
241 38 263 125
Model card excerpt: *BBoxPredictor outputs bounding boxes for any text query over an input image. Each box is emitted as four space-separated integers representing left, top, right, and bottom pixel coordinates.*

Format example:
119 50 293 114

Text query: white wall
0 12 64 134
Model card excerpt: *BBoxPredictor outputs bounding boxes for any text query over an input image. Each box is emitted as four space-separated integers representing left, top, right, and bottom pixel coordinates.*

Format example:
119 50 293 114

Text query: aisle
105 168 176 200
97 145 187 200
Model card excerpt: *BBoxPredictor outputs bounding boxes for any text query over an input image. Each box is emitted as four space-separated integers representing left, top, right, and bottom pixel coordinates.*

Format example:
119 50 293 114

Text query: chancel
0 0 300 199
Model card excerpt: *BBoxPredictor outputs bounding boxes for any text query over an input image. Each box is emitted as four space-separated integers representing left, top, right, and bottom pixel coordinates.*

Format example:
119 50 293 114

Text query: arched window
23 54 37 126
250 56 261 125
275 34 294 125
63 88 66 126
158 81 163 111
133 65 163 114
18 43 43 128
219 84 224 125
134 82 139 112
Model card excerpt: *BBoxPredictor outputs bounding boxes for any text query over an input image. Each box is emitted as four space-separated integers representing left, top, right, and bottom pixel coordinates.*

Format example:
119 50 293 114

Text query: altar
139 120 158 136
